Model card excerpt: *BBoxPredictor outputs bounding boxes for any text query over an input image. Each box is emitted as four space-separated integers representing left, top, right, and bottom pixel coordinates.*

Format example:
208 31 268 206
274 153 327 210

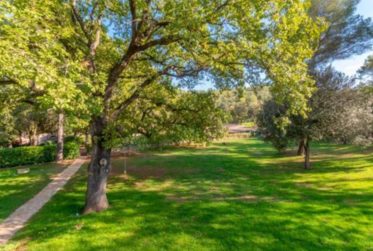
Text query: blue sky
333 0 373 75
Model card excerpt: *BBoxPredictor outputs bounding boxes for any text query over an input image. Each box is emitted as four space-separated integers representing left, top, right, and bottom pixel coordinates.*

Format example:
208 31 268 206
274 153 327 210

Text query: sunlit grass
4 138 373 250
0 163 68 223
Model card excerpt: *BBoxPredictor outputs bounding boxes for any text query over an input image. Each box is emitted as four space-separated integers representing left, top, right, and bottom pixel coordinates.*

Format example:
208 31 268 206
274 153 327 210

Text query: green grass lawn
4 138 373 251
0 162 69 223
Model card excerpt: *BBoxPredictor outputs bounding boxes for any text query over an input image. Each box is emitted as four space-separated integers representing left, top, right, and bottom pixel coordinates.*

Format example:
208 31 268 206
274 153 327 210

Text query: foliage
216 86 271 123
1 0 324 145
257 67 373 152
64 136 83 144
309 0 373 68
107 85 228 148
0 0 90 150
0 141 80 168
257 0 373 158
0 1 86 112
5 138 373 250
257 100 292 151
0 145 56 168
0 107 17 147
0 0 325 210
359 55 373 86
310 68 373 144
63 141 81 160
0 103 58 147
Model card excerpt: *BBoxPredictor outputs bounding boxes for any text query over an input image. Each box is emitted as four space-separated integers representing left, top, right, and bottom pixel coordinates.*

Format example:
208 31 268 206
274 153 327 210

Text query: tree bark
304 137 311 169
56 113 64 162
297 138 305 156
83 117 111 214
84 129 90 155
30 127 38 146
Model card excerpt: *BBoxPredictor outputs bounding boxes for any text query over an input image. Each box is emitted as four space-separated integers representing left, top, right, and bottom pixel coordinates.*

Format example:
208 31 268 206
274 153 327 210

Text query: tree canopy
359 55 373 86
309 0 373 69
256 0 373 168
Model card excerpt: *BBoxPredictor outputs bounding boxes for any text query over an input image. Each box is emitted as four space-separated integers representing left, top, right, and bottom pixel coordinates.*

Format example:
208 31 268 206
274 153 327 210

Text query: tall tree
309 0 373 69
258 67 373 168
1 0 323 213
285 0 373 166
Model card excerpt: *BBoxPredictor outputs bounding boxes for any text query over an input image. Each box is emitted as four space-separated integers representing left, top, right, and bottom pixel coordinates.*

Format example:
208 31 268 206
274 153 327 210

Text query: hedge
0 141 80 168
0 145 56 168
64 141 80 160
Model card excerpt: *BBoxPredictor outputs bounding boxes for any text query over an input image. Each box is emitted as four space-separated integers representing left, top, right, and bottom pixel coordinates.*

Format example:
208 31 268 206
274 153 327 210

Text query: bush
64 141 80 159
0 140 80 168
40 140 55 146
43 144 57 162
0 145 57 168
64 135 84 144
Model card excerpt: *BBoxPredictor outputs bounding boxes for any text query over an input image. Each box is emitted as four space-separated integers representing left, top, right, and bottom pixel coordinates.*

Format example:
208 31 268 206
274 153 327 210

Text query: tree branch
111 72 163 119
215 0 230 12
129 0 138 38
0 79 18 85
136 35 180 51
70 0 91 44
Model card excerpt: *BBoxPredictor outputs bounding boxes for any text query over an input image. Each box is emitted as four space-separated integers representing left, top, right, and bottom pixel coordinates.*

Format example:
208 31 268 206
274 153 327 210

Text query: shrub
64 135 84 144
40 140 55 146
0 140 80 168
43 144 57 162
0 145 57 168
64 141 80 159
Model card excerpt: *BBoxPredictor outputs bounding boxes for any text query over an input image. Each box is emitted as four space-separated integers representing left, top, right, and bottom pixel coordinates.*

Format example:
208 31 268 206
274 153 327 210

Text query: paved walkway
0 158 86 245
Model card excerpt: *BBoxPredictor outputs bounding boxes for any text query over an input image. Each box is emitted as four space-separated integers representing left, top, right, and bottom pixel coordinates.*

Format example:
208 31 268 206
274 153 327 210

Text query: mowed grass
0 162 69 223
4 138 373 251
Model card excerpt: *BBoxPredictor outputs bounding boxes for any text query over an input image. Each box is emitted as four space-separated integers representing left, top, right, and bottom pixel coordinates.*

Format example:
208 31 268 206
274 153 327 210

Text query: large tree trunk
56 113 64 162
83 117 111 214
304 137 311 169
29 127 38 146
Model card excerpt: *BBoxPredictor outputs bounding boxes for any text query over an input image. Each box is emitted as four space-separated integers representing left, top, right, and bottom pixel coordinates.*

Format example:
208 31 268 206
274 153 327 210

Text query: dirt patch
344 199 361 206
14 237 31 251
296 182 314 188
216 168 225 173
111 165 199 180
167 195 190 203
167 194 277 203
296 182 333 191
129 166 167 179
111 149 142 158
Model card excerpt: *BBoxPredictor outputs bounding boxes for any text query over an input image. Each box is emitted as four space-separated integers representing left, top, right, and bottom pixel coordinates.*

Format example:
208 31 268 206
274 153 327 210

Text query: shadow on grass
9 138 373 250
0 163 68 223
